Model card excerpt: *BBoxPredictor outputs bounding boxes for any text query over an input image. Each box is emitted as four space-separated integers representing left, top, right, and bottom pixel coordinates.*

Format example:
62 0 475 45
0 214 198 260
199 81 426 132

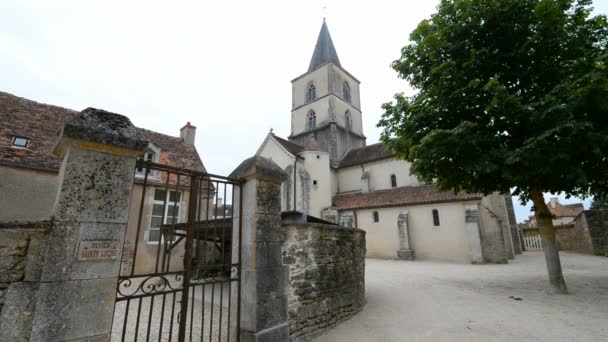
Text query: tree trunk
530 190 568 294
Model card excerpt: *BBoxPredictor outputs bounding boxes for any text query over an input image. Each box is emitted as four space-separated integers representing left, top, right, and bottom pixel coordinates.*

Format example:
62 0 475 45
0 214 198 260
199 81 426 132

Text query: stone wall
554 226 579 251
0 221 50 323
577 210 608 255
282 222 366 341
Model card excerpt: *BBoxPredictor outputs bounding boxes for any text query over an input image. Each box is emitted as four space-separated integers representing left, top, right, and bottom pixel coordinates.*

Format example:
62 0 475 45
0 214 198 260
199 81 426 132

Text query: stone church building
255 20 521 263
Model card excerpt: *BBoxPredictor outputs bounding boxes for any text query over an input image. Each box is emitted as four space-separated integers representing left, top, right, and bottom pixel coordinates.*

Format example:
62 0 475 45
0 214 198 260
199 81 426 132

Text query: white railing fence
523 235 543 250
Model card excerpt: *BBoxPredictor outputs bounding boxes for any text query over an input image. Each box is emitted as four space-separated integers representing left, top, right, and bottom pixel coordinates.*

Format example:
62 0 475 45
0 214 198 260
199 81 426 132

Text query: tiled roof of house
0 91 78 171
548 201 584 218
139 128 205 172
334 184 482 210
0 91 206 173
338 142 394 168
272 134 305 156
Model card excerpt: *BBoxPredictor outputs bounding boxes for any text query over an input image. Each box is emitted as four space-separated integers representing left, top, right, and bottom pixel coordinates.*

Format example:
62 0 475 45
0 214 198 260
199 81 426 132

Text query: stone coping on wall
281 221 366 235
0 220 52 230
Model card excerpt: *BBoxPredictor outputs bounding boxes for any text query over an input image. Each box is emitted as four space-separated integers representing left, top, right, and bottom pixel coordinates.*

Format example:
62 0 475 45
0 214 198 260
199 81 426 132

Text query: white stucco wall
291 63 364 138
0 165 60 221
329 64 361 109
356 201 478 262
337 158 419 193
301 151 332 217
291 99 332 136
257 136 297 212
292 65 330 109
330 168 338 197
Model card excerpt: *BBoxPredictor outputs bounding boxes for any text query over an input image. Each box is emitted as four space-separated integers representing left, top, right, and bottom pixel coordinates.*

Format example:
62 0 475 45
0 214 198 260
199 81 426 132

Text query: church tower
288 20 366 166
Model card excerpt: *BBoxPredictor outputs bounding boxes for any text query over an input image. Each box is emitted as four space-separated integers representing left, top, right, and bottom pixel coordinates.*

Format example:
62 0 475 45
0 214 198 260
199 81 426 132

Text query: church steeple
290 20 366 166
308 20 341 72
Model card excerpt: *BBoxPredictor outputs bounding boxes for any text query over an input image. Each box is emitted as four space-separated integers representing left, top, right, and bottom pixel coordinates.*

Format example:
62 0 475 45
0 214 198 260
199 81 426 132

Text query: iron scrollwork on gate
111 160 243 342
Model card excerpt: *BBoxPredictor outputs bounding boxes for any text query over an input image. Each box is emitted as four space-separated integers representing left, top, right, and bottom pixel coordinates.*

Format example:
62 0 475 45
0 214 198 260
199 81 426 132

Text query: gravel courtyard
316 252 608 342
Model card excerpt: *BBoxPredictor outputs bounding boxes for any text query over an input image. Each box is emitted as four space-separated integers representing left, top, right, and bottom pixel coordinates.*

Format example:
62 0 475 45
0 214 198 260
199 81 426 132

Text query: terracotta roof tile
548 201 584 218
334 184 482 210
338 143 393 168
0 91 78 171
0 91 206 173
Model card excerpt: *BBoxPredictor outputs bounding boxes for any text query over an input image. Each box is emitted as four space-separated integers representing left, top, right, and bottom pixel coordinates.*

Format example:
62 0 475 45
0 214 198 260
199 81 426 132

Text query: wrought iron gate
111 160 242 341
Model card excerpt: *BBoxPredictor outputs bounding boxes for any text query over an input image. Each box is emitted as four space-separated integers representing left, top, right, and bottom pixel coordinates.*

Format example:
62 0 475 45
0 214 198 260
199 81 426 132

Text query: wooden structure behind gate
111 160 242 341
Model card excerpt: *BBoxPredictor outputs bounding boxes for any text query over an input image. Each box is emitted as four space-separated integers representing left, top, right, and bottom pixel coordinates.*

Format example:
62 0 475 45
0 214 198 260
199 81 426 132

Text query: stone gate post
230 156 289 342
29 108 146 341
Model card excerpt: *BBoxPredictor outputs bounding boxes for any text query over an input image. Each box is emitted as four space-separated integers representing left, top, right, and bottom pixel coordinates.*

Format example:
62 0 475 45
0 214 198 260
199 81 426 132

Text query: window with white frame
136 144 161 178
147 189 181 243
136 151 155 173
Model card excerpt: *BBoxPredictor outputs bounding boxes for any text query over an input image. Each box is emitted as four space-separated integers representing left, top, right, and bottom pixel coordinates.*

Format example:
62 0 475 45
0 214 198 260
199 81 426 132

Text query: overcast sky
2 0 606 222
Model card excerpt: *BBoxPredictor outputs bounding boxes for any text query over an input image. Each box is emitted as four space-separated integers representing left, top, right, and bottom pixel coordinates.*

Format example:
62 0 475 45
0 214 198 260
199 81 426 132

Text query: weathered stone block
242 241 285 269
53 147 136 223
242 322 289 342
397 249 415 260
24 233 47 282
255 214 285 242
30 277 116 341
71 222 126 280
39 222 79 282
0 282 38 342
256 181 282 215
256 295 288 330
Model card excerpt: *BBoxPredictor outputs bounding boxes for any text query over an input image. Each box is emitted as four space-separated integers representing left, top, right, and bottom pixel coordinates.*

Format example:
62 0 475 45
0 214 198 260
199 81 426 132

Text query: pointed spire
308 19 341 72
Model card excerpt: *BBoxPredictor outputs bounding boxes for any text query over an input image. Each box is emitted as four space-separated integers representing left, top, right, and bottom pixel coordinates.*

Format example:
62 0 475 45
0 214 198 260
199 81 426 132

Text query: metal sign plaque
77 240 118 261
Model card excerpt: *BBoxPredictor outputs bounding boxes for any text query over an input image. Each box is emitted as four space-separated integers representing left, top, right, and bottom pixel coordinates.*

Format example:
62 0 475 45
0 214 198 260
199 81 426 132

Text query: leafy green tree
379 0 608 293
591 194 608 209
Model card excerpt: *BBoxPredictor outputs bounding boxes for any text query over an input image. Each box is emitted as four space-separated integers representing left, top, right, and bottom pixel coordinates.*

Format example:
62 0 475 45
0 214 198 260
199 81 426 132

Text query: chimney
550 197 558 208
180 122 196 145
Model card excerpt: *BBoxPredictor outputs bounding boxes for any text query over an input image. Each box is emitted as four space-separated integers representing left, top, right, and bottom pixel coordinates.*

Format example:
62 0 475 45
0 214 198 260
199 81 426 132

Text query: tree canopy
379 0 608 202
591 194 608 209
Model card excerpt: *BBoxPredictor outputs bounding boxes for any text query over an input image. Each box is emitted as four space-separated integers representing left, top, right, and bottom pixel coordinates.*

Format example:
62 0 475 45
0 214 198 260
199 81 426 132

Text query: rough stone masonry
282 222 366 341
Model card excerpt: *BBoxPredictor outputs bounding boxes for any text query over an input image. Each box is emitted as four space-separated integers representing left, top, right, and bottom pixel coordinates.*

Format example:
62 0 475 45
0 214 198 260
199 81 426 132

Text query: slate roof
272 134 305 156
338 143 394 168
308 20 341 72
0 91 206 173
334 184 482 210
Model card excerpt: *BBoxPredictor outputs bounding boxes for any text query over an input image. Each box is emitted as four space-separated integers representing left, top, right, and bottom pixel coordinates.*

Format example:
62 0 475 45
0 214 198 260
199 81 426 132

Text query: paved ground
112 282 232 341
316 252 608 342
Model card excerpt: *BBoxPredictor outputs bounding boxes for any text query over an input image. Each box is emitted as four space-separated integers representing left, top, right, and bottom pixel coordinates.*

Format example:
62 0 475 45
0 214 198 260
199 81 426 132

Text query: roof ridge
336 184 435 197
0 91 79 114
349 142 385 151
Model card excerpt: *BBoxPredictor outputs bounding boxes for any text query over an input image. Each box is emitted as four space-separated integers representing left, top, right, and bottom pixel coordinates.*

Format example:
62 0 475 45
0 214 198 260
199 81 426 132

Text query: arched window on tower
390 174 397 188
307 83 316 103
345 110 352 130
343 81 351 102
307 111 316 130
